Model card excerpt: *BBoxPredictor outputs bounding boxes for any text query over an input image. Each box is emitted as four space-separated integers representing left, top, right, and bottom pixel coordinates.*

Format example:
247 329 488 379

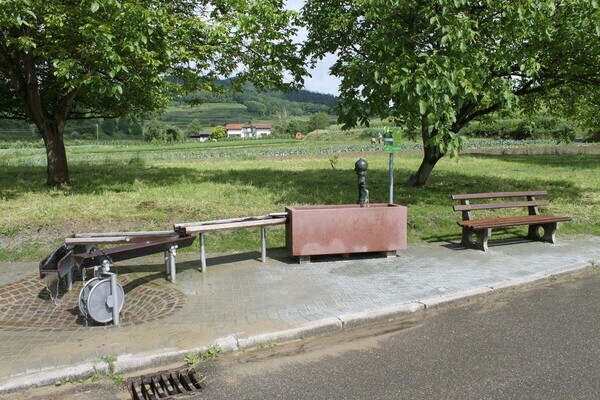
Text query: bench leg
477 228 491 251
461 227 474 247
528 223 557 244
199 233 207 273
261 227 267 263
461 227 491 251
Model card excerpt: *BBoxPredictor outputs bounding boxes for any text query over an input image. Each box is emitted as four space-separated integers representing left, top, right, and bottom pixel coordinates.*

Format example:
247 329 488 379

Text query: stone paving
0 266 186 331
0 237 599 391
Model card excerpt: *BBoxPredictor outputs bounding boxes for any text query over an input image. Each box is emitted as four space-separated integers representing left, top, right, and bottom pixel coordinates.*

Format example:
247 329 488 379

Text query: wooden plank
174 215 286 229
176 217 286 234
65 236 130 245
454 200 549 212
68 232 179 245
74 230 175 238
452 190 548 200
458 215 572 229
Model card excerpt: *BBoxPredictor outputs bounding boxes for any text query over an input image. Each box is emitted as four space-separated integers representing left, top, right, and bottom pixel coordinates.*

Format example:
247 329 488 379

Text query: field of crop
0 139 598 262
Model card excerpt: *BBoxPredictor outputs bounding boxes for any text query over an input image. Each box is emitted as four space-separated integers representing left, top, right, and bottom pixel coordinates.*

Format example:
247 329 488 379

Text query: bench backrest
452 190 550 221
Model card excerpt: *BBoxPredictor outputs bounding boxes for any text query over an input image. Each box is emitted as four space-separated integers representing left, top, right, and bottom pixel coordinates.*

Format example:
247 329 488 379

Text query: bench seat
458 214 572 230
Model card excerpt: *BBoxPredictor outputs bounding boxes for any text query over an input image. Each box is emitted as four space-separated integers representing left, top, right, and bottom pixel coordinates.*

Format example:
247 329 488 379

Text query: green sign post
382 130 402 204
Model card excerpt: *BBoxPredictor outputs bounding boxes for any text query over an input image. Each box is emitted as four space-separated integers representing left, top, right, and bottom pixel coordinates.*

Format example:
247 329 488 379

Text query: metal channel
128 367 205 400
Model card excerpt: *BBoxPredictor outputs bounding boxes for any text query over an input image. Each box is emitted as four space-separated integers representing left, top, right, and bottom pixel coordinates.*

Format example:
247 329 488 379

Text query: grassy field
0 140 598 262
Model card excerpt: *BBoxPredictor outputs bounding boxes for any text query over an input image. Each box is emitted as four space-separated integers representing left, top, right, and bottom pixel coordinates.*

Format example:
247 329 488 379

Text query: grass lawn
0 141 598 262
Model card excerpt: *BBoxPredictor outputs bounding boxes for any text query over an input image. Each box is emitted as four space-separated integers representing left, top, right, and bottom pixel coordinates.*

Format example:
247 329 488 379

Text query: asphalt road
198 267 600 400
3 267 600 400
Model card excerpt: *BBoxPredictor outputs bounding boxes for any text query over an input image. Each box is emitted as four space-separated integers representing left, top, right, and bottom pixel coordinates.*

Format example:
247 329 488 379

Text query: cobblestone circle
0 271 186 331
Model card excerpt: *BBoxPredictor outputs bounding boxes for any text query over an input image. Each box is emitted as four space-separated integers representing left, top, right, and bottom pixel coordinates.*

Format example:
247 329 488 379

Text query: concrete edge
337 302 424 329
1 260 596 395
237 317 343 350
487 262 594 292
0 362 100 394
418 286 495 309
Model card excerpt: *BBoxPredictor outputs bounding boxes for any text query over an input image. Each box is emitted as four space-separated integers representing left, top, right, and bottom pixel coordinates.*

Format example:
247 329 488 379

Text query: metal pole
261 227 267 262
168 246 177 283
388 152 394 204
109 272 120 326
200 233 206 273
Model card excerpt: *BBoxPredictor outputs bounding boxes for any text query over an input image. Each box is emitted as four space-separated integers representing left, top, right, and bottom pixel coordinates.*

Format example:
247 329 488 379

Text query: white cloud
303 55 340 95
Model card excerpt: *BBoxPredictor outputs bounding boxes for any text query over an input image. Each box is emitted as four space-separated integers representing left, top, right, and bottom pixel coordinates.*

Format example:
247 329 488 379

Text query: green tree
0 0 304 186
185 119 203 137
308 112 330 132
211 125 227 140
143 119 164 143
302 0 600 187
165 125 182 143
245 100 268 116
101 119 119 136
130 120 143 138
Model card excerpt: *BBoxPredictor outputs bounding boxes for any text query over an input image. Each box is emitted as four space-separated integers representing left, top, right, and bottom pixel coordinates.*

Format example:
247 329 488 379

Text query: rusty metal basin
285 204 407 258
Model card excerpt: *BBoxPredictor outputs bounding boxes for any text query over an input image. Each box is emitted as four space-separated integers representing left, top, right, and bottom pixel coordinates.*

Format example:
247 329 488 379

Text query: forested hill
180 81 338 115
0 84 339 141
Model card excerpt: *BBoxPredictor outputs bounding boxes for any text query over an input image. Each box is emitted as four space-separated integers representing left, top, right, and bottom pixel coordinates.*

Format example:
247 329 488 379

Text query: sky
285 0 340 95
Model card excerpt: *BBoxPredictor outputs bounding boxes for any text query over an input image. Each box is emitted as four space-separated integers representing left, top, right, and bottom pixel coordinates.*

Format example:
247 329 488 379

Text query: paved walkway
1 236 599 393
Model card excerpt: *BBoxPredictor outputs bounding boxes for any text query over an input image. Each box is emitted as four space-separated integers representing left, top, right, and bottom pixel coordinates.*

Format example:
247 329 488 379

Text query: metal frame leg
66 268 73 291
168 245 177 283
199 233 206 273
164 251 169 276
261 227 267 262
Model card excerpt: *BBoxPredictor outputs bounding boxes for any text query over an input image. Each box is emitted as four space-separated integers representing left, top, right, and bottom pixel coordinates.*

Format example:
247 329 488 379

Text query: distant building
189 131 211 142
225 123 272 138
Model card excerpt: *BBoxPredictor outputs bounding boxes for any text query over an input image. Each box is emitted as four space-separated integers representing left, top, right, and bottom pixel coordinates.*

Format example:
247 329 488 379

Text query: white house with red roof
225 123 272 138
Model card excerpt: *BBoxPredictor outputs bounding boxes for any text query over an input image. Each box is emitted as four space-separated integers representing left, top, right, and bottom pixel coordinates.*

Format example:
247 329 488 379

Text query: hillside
0 85 338 141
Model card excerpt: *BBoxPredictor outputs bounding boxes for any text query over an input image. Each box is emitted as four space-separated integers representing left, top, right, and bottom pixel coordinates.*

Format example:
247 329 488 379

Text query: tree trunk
405 144 444 188
405 116 446 188
39 121 69 187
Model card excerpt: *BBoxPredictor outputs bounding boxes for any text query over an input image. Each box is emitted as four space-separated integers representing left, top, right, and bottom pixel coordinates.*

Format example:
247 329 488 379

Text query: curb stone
337 302 425 329
236 317 343 350
419 287 495 309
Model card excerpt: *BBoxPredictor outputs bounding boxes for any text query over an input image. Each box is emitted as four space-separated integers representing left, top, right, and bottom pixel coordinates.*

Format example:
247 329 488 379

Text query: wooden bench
452 190 572 251
174 214 287 272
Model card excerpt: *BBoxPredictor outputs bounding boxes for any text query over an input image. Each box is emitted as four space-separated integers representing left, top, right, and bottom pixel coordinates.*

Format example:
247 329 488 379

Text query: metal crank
77 259 125 326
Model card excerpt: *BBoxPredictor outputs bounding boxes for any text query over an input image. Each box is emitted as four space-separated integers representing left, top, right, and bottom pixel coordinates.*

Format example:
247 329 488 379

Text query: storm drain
128 366 206 399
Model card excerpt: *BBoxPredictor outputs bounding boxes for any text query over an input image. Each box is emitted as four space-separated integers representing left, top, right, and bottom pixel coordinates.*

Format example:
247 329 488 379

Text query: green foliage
462 118 576 142
185 119 203 137
101 119 119 136
245 100 268 116
0 0 306 186
302 0 600 186
211 125 228 140
165 126 183 143
185 346 221 367
308 112 331 132
143 119 165 143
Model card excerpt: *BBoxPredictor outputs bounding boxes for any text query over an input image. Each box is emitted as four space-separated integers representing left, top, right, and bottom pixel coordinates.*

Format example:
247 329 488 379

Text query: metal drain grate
128 366 206 399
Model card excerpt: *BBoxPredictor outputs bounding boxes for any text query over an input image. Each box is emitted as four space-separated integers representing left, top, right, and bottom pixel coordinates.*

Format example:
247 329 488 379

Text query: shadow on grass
0 154 587 210
469 153 600 170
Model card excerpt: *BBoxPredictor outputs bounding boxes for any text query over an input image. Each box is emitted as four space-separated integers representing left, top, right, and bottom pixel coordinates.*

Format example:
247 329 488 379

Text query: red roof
225 124 244 130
